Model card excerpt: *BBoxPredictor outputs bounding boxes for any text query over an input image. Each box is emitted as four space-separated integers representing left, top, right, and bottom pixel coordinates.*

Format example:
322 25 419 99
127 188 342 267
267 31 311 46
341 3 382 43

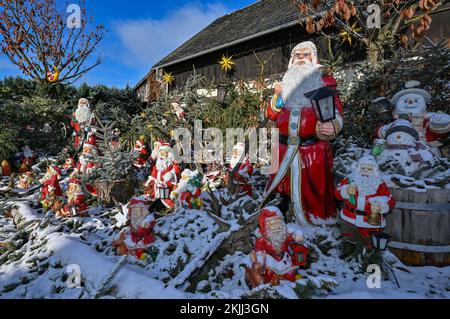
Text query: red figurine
227 142 254 196
246 206 308 289
133 135 148 169
58 179 88 217
39 166 63 211
113 197 157 260
262 41 344 226
144 143 181 209
70 98 94 149
336 156 395 241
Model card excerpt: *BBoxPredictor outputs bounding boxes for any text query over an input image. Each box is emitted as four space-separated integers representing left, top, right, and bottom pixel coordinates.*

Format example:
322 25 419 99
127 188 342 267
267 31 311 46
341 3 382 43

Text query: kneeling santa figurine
336 156 395 243
246 206 308 289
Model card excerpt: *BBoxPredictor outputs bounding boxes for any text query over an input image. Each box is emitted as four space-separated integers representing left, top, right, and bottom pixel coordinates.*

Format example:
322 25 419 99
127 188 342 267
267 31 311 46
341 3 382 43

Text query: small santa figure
376 119 435 176
133 135 149 169
171 169 203 209
144 143 181 209
21 145 36 167
171 102 186 121
378 81 450 156
58 179 88 217
245 206 308 289
17 172 34 190
336 156 395 240
75 141 98 176
70 98 95 149
63 157 76 171
112 197 157 261
39 166 63 211
226 142 254 196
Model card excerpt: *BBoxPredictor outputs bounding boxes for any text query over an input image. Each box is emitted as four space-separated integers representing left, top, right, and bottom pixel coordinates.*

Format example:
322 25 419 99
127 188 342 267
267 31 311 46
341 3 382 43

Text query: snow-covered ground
0 196 448 299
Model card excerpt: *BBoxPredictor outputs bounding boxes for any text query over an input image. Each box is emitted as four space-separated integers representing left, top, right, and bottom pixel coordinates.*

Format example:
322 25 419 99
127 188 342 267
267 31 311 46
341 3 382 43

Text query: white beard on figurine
75 98 92 124
281 63 324 109
377 119 435 177
229 142 246 169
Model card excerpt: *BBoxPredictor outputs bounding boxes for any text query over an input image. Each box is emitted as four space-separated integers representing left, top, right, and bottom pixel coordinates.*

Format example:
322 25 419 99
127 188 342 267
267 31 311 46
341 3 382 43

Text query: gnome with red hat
144 143 181 209
133 135 149 169
226 142 254 196
39 166 64 211
57 178 88 217
246 206 308 289
113 197 157 260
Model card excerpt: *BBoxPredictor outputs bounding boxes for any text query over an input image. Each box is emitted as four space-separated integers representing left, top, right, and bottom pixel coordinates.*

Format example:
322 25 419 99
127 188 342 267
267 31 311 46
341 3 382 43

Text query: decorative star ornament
339 21 362 46
162 71 174 85
219 55 235 72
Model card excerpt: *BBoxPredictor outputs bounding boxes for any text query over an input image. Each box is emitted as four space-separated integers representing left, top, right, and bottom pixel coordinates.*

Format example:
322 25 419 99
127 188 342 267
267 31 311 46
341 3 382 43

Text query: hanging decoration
219 55 235 72
162 71 175 85
339 21 362 46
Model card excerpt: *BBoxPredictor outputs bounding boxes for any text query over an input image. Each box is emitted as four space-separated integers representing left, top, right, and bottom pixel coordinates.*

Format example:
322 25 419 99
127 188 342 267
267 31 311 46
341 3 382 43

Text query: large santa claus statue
226 142 254 196
376 119 435 177
262 41 344 226
39 166 63 211
112 197 157 261
57 178 88 217
336 156 395 240
245 206 308 289
144 143 181 209
377 81 449 156
70 98 95 149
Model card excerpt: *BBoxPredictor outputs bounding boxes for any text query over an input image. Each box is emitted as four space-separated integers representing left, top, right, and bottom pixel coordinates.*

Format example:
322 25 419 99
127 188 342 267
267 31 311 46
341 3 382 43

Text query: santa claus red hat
48 165 61 177
128 197 151 208
258 206 284 237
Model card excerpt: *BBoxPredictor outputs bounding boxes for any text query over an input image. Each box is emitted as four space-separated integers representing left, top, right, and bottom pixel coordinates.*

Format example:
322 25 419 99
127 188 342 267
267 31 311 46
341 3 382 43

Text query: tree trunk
93 179 135 207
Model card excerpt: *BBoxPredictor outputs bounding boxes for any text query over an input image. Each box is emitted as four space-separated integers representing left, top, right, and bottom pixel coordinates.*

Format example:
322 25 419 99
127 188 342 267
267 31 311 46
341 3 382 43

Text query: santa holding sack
336 156 395 240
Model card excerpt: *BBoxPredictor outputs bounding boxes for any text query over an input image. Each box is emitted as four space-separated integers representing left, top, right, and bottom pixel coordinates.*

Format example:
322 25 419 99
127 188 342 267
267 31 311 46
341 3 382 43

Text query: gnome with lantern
144 143 181 209
57 178 88 217
113 197 157 261
336 156 395 241
378 81 449 157
245 206 308 289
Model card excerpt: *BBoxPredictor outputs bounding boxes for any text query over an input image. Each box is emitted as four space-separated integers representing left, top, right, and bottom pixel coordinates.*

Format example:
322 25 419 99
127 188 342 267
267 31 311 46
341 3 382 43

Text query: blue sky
0 0 255 88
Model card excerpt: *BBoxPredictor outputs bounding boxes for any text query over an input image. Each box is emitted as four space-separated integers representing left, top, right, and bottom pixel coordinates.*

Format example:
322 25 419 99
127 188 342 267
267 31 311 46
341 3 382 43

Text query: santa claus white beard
350 172 383 197
281 63 324 109
75 105 92 124
156 157 172 171
267 229 287 252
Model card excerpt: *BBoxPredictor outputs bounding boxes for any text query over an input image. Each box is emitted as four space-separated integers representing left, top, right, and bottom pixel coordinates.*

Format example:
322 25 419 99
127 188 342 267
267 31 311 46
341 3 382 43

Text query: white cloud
113 2 229 69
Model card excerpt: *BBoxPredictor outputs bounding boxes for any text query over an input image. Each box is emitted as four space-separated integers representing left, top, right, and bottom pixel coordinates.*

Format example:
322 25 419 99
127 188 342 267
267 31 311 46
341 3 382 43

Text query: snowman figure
376 119 435 177
378 81 450 156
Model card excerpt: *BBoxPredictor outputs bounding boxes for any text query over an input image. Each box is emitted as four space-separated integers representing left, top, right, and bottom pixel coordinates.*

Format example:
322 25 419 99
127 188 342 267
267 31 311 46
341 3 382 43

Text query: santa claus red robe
226 158 254 196
265 74 343 223
336 178 395 237
40 175 63 203
146 163 181 208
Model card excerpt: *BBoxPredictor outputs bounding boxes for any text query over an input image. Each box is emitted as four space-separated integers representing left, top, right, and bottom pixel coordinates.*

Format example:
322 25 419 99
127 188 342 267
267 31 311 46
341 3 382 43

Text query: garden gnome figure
112 197 157 261
246 206 308 289
58 178 88 217
39 166 63 211
171 169 203 209
133 135 148 169
336 156 395 241
262 41 344 226
144 143 181 209
17 172 34 190
227 142 254 196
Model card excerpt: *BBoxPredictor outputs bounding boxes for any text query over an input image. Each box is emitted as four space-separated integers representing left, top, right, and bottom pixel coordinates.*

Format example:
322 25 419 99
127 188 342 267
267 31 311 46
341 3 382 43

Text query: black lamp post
371 232 391 251
304 86 338 122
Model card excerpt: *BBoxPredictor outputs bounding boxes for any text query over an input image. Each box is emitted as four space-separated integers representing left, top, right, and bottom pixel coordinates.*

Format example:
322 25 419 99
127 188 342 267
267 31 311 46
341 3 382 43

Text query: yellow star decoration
162 71 174 85
339 22 362 46
219 55 235 72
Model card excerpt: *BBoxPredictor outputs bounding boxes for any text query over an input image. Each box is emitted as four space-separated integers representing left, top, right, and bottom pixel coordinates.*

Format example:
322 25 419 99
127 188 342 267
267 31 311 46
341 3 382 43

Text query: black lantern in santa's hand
304 86 338 122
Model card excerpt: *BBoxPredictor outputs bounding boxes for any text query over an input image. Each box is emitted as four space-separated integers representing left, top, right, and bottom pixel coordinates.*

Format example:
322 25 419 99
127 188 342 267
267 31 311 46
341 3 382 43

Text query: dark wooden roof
152 0 302 68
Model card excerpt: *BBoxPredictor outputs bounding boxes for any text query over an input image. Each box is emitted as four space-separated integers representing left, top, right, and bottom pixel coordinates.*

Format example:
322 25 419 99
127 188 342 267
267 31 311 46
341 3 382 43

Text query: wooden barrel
384 188 450 267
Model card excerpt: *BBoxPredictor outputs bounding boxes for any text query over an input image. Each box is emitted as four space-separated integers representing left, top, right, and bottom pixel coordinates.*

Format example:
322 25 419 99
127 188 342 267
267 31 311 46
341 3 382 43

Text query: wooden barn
134 0 450 102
